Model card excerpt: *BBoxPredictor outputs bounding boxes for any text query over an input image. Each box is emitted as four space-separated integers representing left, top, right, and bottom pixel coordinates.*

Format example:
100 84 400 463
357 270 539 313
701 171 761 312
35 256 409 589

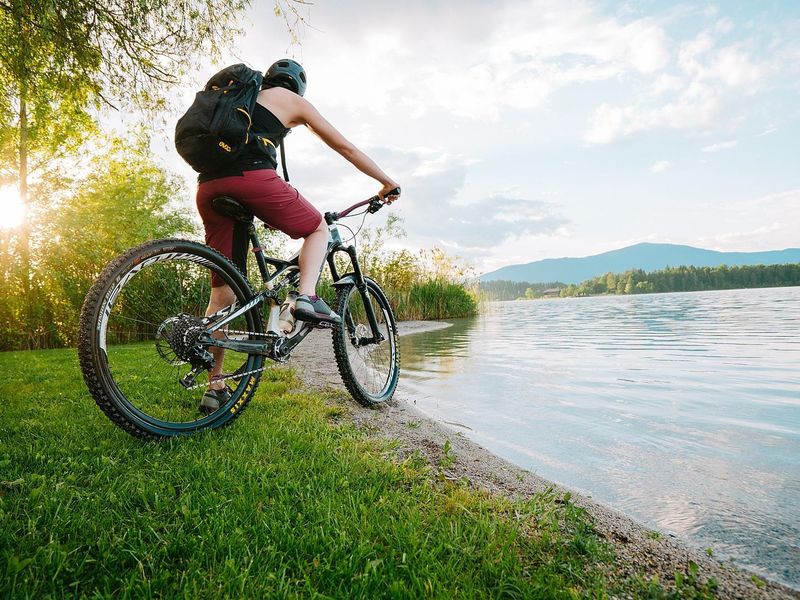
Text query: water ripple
400 287 800 589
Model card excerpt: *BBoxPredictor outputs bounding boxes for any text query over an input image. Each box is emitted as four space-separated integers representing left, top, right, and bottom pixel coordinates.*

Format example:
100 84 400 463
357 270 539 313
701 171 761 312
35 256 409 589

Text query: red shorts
196 169 322 286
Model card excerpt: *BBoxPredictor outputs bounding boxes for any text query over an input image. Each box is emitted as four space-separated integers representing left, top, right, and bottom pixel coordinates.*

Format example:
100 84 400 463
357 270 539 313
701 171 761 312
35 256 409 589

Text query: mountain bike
78 189 401 440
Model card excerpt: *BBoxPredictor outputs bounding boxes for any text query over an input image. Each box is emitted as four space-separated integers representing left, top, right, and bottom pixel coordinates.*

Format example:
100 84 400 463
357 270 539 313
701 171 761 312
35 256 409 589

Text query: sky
150 1 799 273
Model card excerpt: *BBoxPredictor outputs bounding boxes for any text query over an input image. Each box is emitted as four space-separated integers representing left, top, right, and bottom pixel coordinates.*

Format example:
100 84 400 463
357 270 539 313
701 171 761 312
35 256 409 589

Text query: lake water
399 287 800 589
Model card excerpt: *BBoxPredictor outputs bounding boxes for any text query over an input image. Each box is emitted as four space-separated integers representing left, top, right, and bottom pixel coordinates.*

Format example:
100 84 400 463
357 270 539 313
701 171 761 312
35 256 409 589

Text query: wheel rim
97 251 261 430
341 284 398 401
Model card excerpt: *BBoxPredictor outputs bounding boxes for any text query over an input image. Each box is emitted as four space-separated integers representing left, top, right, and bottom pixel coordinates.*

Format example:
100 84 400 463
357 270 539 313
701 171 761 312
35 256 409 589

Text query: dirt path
283 322 798 599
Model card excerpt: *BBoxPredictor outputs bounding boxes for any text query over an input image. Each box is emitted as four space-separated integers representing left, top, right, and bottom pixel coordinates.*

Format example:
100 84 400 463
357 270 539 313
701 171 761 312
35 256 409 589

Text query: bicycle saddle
211 196 254 223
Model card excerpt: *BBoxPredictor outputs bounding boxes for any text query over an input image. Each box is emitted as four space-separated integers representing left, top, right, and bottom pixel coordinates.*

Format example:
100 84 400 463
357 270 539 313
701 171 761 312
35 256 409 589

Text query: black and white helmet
264 58 307 96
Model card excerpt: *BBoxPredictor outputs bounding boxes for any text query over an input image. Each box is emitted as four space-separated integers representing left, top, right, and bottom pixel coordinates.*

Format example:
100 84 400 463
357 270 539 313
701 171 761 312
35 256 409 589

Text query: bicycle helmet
264 58 307 97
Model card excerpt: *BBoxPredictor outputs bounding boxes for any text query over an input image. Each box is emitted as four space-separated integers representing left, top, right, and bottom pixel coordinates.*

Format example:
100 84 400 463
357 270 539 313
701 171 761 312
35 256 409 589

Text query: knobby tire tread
332 279 400 407
78 238 264 440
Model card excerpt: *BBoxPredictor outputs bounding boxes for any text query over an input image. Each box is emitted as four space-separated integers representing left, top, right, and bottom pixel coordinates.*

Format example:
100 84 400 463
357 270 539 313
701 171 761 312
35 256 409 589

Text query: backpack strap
279 133 290 182
280 127 292 182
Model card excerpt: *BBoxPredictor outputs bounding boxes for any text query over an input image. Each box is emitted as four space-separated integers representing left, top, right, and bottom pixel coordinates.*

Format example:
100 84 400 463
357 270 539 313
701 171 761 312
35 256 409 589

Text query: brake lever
367 187 401 214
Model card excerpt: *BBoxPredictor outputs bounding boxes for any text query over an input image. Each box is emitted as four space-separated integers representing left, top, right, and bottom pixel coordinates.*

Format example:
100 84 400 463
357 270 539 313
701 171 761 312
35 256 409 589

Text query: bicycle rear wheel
78 239 264 439
332 278 400 406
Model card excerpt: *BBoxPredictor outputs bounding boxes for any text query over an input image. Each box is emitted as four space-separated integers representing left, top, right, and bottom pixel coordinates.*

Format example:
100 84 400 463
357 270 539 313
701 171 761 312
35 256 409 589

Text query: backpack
175 64 264 174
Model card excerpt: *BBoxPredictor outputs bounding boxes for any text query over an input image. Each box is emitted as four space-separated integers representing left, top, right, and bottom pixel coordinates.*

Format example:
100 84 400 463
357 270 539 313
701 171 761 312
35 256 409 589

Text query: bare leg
206 284 236 391
298 217 328 296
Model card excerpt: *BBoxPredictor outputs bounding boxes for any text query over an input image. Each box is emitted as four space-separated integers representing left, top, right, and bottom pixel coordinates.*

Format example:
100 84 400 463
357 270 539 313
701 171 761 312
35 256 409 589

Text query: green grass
393 281 478 321
1 347 714 598
317 279 478 323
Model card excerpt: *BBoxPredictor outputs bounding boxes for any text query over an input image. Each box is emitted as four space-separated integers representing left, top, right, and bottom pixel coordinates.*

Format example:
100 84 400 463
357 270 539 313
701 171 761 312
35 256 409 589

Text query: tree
0 1 316 277
0 136 196 349
0 0 306 326
0 0 244 298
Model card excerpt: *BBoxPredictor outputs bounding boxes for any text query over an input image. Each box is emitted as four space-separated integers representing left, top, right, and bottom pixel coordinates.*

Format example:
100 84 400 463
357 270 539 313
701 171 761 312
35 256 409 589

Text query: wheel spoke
79 241 265 439
332 280 399 405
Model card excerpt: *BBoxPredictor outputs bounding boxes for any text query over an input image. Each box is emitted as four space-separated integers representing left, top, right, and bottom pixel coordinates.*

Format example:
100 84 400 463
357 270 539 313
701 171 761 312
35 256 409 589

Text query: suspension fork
328 245 384 342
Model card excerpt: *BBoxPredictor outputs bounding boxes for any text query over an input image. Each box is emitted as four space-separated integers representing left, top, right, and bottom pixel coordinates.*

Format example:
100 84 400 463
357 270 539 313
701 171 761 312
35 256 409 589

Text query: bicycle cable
338 209 370 246
192 203 376 391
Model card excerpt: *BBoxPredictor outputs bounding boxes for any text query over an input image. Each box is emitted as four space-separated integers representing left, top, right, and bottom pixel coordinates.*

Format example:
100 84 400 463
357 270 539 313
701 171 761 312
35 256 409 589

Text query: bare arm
295 97 400 201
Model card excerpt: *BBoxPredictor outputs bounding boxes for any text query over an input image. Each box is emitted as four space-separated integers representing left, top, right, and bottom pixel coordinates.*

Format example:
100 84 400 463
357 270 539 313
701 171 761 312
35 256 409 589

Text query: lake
399 287 800 589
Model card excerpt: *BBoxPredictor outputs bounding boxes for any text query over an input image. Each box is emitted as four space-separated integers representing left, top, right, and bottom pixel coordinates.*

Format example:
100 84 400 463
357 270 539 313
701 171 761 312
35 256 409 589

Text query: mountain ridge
480 243 800 285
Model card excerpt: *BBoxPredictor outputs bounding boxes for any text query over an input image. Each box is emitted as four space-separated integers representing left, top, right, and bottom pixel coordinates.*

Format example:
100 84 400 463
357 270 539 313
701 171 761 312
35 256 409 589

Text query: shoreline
287 320 799 599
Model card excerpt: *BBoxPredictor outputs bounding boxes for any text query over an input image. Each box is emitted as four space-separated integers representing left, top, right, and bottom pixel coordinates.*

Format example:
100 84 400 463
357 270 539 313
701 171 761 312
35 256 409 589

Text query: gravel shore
285 321 798 599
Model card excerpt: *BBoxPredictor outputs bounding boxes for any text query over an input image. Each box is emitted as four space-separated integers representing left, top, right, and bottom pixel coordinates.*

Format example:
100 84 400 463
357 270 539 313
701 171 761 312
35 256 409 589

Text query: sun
0 185 25 229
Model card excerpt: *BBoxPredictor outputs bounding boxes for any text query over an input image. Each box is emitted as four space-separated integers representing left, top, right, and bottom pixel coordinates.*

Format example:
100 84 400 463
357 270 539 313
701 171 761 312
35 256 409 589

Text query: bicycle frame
198 192 395 360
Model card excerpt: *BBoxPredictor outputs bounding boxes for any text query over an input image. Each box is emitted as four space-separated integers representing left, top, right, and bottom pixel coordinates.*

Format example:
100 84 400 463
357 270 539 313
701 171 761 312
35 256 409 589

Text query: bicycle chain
184 364 269 390
185 320 326 390
222 329 274 338
183 329 273 390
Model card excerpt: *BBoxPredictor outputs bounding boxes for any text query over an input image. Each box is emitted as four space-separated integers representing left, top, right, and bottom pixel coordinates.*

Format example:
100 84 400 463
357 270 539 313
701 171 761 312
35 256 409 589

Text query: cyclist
195 58 400 413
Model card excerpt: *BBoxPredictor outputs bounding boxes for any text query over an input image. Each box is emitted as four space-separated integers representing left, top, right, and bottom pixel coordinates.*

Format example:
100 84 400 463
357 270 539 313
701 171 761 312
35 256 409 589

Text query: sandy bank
285 320 798 599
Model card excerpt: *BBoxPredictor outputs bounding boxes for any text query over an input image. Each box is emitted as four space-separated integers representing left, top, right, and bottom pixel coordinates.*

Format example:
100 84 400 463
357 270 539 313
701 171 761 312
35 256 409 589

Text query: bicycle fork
328 244 385 345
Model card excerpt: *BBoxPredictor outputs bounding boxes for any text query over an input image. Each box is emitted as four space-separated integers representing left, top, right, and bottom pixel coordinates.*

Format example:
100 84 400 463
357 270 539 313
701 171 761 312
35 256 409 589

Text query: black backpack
175 64 264 174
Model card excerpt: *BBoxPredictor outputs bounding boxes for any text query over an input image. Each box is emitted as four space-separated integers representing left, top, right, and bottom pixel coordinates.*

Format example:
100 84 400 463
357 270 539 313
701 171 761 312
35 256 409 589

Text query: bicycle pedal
314 321 337 329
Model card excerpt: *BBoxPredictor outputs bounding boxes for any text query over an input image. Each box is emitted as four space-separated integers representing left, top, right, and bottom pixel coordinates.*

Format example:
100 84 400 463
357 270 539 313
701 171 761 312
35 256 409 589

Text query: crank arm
274 324 313 356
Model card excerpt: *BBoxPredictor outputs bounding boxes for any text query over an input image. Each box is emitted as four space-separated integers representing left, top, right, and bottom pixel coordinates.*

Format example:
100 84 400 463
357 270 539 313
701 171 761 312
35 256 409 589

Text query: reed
317 279 477 322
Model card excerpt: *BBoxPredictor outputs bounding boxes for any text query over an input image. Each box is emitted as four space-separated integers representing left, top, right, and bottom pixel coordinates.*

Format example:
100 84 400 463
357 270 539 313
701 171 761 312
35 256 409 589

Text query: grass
393 281 478 321
317 279 478 323
1 347 716 598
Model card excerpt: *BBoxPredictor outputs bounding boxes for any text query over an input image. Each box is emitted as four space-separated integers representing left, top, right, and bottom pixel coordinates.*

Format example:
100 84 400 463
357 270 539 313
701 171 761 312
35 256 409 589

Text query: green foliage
0 346 644 598
0 0 100 180
560 264 800 297
485 264 800 302
0 139 195 349
480 280 566 301
633 561 718 599
0 0 252 113
324 215 478 322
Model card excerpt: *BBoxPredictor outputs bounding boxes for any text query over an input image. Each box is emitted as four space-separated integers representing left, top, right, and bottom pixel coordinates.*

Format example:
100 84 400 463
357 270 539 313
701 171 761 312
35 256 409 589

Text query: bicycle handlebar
328 187 401 222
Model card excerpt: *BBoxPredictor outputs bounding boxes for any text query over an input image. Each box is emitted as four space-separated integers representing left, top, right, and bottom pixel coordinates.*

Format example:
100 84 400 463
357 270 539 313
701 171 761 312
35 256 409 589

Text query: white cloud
648 74 683 97
714 17 735 35
584 25 769 144
708 46 764 88
159 1 799 269
650 160 671 173
701 140 738 152
302 1 671 122
584 104 626 144
701 189 800 251
677 32 715 76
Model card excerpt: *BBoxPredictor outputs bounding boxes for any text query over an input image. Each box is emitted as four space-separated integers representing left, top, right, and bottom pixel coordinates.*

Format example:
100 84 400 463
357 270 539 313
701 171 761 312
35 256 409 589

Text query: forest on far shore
480 263 800 300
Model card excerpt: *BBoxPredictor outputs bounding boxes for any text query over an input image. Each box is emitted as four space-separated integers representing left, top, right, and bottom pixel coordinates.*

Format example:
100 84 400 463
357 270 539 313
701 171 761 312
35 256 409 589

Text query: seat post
247 223 270 282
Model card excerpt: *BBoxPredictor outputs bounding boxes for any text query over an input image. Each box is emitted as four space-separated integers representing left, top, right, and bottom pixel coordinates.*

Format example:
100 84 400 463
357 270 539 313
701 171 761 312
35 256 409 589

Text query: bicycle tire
332 278 400 406
78 239 264 440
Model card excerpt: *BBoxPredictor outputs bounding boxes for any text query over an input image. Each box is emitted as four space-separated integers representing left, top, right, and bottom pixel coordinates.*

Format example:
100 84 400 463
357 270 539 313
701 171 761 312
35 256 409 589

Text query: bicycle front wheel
333 278 400 406
78 239 264 439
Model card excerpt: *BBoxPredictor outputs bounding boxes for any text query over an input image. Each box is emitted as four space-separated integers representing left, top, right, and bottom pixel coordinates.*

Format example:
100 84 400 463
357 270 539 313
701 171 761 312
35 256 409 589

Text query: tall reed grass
317 278 477 322
313 215 479 321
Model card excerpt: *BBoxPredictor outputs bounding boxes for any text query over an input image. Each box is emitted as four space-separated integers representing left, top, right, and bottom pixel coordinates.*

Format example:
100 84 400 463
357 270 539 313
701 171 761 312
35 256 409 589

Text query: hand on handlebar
378 182 401 204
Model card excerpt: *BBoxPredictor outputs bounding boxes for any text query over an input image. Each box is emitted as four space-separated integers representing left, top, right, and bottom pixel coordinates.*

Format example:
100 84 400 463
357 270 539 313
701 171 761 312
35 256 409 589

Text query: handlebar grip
370 188 401 203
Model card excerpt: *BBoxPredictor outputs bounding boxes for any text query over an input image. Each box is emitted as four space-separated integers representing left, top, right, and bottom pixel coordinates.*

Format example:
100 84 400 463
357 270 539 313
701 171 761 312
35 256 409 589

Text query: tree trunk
19 84 30 299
